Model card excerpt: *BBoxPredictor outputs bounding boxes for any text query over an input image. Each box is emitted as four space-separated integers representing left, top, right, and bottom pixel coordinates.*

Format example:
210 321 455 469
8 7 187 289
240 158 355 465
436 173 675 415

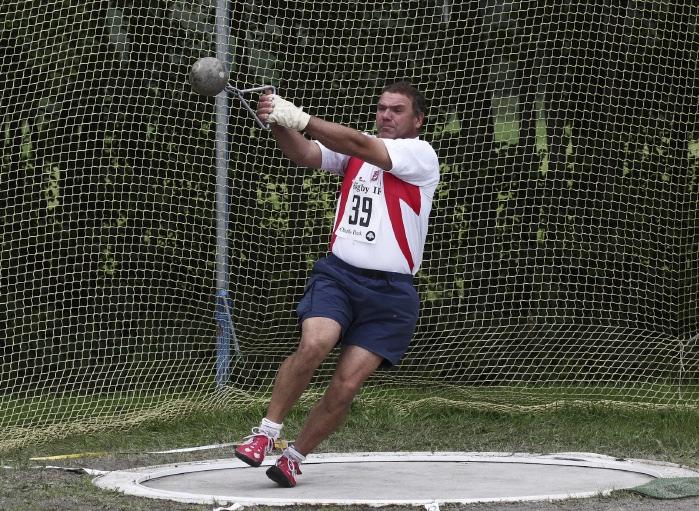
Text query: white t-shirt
315 136 439 275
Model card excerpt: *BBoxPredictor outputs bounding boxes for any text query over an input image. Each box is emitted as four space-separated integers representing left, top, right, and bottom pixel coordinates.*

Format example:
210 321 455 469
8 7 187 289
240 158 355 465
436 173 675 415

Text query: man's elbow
299 143 322 168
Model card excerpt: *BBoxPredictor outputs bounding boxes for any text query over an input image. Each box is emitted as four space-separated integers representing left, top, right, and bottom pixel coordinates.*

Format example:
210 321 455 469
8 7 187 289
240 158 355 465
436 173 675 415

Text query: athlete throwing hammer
235 81 440 487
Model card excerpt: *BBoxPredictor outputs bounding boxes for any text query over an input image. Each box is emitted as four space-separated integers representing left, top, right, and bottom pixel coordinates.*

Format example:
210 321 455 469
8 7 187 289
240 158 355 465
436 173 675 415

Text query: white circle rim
92 451 699 507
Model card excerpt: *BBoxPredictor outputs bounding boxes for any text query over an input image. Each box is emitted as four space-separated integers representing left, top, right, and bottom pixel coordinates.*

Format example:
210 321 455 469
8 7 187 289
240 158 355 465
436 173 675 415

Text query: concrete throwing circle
93 452 699 507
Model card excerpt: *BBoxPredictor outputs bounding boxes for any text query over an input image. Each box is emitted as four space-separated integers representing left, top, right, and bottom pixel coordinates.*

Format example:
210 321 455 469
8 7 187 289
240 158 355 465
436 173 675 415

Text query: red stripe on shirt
329 157 363 251
384 172 421 272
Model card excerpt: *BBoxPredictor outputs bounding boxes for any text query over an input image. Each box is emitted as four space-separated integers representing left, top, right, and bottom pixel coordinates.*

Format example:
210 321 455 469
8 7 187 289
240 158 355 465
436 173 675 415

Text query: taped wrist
268 95 311 131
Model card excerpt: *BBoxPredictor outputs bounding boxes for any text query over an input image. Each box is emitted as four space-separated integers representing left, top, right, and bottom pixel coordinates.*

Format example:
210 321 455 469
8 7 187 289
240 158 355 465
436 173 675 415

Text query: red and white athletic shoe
266 455 302 487
234 428 274 467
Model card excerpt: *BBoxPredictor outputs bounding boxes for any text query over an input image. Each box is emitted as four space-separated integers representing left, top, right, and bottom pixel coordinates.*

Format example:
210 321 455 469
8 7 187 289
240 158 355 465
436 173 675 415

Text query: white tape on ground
44 465 110 476
213 504 244 511
148 443 236 454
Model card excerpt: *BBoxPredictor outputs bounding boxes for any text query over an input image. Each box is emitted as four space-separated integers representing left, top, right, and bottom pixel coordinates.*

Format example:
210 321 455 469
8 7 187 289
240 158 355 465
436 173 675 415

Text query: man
234 81 440 487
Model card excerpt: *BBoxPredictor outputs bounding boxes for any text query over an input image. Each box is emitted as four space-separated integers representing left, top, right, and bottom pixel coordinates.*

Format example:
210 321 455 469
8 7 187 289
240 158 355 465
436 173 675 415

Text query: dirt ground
1 452 698 511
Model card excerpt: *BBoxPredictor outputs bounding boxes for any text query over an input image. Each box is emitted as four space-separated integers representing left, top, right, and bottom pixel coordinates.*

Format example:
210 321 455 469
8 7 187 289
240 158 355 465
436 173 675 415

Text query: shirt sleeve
381 138 440 187
313 140 350 176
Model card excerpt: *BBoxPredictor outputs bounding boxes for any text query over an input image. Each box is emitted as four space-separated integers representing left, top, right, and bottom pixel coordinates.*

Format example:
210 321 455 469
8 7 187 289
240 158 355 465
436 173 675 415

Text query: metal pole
214 0 236 387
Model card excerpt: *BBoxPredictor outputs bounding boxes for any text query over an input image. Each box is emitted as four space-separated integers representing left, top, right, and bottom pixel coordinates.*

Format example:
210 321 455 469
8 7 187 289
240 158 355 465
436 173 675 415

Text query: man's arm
269 124 322 168
260 93 392 170
302 117 391 171
257 92 321 168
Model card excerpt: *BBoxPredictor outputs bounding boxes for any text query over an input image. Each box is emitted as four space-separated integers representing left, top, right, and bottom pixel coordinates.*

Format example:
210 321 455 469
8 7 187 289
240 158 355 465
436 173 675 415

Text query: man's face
376 92 424 139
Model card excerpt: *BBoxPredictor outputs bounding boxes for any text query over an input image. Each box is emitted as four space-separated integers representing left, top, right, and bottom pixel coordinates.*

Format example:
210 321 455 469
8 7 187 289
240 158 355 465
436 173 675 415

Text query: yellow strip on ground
30 439 292 461
30 452 109 461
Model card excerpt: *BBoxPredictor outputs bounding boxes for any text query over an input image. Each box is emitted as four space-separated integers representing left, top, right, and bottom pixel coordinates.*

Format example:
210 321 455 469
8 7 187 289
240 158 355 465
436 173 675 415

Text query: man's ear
414 112 425 130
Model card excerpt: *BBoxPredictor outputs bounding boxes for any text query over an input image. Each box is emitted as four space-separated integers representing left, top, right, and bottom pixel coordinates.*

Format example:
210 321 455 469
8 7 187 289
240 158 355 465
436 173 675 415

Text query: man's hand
266 94 311 132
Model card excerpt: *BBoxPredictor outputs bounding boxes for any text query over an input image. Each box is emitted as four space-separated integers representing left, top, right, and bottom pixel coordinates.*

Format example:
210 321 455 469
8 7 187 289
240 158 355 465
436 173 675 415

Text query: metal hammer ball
189 57 229 97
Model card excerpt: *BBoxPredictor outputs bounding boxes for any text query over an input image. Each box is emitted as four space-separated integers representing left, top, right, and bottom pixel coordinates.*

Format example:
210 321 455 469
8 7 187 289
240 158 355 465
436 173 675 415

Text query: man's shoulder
392 137 438 165
381 137 440 187
384 136 436 153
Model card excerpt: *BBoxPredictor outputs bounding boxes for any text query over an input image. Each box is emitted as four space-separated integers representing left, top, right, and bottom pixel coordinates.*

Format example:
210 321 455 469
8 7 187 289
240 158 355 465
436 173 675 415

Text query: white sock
285 444 306 463
260 417 283 439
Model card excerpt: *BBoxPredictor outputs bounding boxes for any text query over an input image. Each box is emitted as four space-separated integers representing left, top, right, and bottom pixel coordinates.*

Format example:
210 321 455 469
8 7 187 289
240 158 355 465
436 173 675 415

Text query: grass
1 390 699 510
4 386 699 462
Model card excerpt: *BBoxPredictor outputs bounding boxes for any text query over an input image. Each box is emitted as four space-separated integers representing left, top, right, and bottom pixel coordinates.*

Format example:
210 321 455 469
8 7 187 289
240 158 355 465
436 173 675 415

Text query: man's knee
293 338 332 366
294 318 342 364
325 372 365 408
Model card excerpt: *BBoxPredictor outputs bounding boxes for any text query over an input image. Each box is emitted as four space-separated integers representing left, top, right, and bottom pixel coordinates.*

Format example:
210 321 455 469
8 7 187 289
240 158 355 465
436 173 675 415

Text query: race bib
335 172 383 244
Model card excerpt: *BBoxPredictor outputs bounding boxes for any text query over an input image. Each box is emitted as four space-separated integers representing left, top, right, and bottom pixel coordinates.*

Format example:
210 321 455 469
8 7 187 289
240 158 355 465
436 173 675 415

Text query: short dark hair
381 81 426 118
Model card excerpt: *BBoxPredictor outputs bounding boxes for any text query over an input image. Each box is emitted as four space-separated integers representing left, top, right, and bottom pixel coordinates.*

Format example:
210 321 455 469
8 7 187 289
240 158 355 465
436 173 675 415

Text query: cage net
1 1 697 451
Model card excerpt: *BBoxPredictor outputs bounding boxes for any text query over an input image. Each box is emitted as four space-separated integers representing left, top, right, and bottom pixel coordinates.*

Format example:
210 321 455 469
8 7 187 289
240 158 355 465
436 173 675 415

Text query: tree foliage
1 0 697 395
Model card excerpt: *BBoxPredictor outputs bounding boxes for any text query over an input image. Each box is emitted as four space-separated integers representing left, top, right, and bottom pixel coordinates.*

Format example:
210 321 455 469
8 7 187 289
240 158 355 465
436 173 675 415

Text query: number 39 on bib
335 175 384 244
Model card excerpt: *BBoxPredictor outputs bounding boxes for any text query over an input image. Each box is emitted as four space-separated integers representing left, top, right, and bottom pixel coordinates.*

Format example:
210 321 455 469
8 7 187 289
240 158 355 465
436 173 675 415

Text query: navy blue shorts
296 254 420 367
